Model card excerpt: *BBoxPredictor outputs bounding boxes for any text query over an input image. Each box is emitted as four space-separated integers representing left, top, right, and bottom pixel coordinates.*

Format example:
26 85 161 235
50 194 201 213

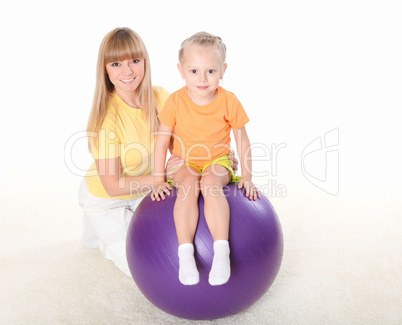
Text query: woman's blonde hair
178 31 226 64
87 27 158 150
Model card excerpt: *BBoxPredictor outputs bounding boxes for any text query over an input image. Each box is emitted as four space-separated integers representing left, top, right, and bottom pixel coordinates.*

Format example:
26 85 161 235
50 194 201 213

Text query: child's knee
201 166 230 189
174 166 200 184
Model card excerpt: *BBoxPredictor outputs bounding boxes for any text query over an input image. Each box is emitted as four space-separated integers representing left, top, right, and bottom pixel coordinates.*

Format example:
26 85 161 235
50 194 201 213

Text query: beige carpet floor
1 168 400 324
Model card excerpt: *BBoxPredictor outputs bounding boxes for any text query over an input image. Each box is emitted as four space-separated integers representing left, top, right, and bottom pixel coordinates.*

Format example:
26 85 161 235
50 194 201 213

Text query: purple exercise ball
126 183 283 320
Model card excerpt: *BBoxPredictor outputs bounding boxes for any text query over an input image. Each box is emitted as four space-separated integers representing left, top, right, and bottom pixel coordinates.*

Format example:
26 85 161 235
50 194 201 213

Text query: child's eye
208 70 215 74
190 69 197 74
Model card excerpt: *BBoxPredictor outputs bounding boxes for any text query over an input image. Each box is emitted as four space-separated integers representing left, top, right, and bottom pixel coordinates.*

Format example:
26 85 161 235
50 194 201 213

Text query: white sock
209 240 231 286
178 243 199 285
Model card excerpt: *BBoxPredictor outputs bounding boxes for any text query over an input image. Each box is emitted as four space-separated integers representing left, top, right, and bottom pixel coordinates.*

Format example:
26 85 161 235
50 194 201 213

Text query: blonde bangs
104 29 144 64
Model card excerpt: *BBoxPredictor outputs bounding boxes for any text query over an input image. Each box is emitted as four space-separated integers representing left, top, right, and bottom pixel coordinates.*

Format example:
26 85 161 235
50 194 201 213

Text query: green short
167 154 241 185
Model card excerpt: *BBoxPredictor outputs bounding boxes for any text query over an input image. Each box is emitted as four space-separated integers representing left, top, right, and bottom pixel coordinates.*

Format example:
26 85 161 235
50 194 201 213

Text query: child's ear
221 63 228 79
177 63 184 78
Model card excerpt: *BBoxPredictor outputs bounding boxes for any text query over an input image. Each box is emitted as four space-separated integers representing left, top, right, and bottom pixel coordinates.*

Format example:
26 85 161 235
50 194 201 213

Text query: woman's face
105 58 145 98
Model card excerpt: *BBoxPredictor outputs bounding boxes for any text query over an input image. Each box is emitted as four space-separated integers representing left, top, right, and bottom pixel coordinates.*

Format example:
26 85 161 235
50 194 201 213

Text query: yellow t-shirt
85 86 170 199
158 86 249 168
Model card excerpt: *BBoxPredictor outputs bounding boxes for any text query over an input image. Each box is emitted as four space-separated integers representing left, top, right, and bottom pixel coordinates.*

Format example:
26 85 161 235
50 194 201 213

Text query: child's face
178 44 227 105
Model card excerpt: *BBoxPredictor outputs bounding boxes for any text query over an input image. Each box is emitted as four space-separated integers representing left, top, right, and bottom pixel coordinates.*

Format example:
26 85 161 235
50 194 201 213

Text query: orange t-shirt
158 86 249 167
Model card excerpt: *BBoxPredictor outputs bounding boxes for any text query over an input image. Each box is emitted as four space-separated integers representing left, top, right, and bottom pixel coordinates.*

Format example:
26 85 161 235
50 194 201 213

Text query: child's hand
151 181 172 201
238 178 261 201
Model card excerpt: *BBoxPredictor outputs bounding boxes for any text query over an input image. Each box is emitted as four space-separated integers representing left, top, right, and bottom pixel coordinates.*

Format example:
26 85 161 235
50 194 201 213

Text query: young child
152 32 261 286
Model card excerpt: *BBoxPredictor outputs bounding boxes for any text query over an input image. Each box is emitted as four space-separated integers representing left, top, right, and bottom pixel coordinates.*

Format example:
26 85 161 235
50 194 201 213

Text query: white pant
78 179 145 276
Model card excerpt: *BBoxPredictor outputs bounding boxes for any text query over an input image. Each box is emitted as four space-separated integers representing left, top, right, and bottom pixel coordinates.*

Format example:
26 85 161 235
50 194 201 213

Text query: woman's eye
132 59 140 64
111 62 120 67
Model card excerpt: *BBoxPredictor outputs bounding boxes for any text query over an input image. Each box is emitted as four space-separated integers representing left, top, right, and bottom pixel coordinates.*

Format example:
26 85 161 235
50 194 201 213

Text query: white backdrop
1 0 401 196
1 2 402 323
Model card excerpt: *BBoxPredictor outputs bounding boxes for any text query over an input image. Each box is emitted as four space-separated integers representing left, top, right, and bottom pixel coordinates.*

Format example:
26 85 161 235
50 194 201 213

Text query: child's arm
152 123 174 201
233 126 261 200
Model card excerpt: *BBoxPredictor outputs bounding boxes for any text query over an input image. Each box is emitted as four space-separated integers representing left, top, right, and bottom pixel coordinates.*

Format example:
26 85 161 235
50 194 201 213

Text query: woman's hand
238 178 261 201
228 149 239 174
165 154 185 182
151 181 172 201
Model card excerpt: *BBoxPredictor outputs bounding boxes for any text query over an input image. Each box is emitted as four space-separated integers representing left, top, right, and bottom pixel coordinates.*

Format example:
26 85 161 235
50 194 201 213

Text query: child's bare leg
173 166 201 245
201 165 231 241
200 165 231 285
173 165 201 285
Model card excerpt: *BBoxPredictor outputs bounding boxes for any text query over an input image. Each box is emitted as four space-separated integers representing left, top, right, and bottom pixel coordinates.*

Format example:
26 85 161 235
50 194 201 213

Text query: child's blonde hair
87 27 159 150
178 31 226 64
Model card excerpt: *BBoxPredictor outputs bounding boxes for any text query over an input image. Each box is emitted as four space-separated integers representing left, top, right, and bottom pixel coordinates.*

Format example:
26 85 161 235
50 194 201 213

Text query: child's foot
178 243 199 285
209 240 231 285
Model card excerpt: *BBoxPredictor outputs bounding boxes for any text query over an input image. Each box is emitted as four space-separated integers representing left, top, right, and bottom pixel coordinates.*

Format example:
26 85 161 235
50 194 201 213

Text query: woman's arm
96 124 175 198
96 157 153 197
